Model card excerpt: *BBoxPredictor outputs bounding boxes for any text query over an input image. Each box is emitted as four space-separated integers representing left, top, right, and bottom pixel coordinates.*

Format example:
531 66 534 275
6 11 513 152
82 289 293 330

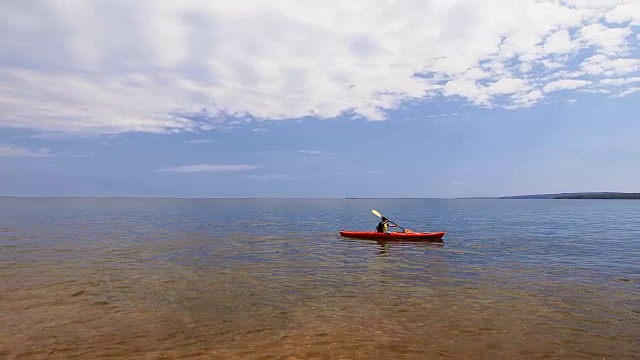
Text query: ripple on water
1 198 639 358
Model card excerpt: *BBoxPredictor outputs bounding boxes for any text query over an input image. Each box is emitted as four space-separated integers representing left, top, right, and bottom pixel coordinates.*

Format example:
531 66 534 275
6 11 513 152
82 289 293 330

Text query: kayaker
376 217 398 233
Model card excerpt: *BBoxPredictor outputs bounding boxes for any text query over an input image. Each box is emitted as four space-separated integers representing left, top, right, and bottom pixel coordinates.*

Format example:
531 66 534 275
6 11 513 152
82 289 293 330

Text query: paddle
371 209 412 233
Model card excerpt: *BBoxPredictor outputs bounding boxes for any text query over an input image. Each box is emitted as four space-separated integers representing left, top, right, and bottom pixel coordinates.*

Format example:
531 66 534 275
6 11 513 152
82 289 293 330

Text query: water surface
1 198 638 358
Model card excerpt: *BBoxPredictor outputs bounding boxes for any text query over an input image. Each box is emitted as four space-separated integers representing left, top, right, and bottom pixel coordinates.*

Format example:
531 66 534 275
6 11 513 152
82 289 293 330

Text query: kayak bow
339 230 445 242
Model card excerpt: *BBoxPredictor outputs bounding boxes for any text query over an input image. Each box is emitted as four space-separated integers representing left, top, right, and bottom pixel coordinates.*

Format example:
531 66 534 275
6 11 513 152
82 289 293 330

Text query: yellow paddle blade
404 229 414 233
371 209 382 218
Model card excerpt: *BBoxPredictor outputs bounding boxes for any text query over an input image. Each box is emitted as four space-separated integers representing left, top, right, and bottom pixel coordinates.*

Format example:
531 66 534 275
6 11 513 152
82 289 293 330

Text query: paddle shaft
387 220 405 231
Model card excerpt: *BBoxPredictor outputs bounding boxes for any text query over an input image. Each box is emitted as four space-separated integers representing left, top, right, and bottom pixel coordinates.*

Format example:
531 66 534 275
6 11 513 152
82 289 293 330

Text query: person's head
381 217 388 222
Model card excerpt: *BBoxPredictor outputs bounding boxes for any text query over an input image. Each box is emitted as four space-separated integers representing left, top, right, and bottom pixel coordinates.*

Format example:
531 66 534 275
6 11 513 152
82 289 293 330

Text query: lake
1 198 638 359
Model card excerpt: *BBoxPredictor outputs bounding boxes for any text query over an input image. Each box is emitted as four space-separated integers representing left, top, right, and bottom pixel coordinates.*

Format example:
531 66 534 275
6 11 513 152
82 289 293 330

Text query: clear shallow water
1 198 639 359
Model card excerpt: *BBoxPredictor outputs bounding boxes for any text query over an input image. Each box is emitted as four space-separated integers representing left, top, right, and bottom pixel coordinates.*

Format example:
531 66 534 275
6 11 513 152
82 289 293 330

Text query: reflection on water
1 198 639 359
369 240 444 257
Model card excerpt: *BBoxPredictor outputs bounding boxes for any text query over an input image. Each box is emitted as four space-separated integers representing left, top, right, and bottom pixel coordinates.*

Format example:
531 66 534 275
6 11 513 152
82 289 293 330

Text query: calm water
1 198 639 359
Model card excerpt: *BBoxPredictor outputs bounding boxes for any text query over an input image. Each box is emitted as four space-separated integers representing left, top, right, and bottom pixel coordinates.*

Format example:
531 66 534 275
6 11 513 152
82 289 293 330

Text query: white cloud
599 77 640 86
184 139 214 144
543 79 592 93
257 149 344 160
576 23 633 54
511 90 544 108
0 1 639 135
298 150 337 156
613 86 640 97
605 2 640 26
542 30 575 55
0 144 54 157
156 164 259 173
580 54 640 76
247 174 301 181
580 88 613 94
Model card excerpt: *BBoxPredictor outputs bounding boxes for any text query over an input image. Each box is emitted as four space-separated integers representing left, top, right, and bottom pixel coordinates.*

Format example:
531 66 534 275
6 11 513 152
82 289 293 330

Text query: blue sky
1 1 639 198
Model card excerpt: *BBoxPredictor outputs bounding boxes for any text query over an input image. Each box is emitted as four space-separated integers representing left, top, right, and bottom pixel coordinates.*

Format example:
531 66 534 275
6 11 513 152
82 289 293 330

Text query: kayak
339 230 445 241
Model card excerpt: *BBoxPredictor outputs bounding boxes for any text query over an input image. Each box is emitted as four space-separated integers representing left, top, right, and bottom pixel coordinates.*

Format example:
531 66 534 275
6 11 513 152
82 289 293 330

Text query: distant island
458 192 640 200
554 193 640 199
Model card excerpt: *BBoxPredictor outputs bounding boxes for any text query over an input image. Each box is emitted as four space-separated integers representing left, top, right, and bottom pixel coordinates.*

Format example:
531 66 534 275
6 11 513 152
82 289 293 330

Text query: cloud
0 144 54 157
256 149 342 160
247 174 301 181
298 150 337 157
613 86 640 97
1 1 639 135
543 79 592 93
299 150 324 155
184 139 214 144
576 23 633 55
156 164 259 173
605 2 640 26
599 77 640 86
580 54 640 76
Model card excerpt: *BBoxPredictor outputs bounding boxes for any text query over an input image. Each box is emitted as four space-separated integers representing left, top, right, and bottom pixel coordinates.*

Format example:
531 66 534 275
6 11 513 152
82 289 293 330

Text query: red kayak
340 230 445 241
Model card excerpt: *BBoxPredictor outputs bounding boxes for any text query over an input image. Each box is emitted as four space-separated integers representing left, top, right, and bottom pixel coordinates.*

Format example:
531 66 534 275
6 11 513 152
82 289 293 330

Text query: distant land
457 192 640 200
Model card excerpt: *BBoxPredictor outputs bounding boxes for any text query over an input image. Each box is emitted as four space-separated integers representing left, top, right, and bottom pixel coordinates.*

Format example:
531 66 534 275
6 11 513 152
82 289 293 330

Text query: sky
1 0 639 198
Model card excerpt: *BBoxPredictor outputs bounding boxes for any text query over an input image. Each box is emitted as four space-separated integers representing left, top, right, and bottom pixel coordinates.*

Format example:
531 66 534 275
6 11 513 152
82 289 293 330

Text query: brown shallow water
1 198 639 359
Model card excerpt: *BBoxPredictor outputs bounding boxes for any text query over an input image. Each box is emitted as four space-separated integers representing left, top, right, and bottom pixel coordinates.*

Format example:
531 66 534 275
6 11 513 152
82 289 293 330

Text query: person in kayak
376 217 398 233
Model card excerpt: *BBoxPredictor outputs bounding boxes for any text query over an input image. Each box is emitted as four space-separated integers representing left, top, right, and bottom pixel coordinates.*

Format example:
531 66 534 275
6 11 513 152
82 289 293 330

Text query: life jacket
376 221 387 233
